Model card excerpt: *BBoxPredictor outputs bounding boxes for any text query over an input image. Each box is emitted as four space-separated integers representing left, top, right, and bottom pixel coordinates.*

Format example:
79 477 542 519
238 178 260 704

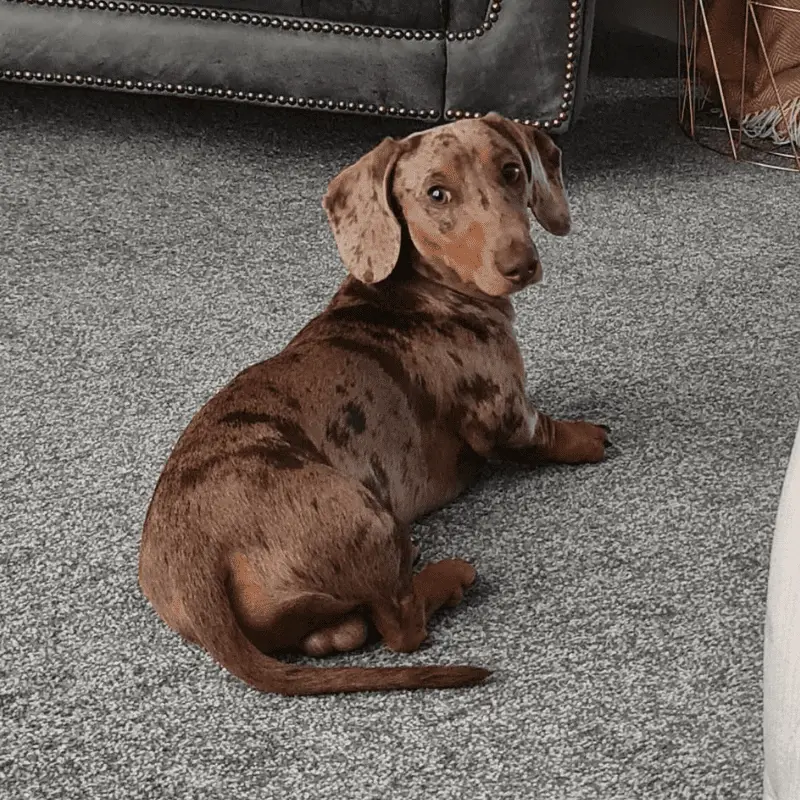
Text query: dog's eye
427 186 451 204
502 163 522 184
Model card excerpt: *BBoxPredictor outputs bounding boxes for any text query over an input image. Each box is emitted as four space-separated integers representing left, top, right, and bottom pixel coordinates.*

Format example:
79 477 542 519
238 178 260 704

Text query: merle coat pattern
138 113 609 696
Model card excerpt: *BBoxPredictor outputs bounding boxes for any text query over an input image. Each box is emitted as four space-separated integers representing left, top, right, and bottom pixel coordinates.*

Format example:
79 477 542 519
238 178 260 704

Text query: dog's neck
330 233 516 322
401 239 514 319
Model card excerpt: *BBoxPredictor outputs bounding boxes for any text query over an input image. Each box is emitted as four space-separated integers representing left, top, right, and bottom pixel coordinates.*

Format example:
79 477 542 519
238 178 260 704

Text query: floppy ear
481 112 571 236
322 137 403 283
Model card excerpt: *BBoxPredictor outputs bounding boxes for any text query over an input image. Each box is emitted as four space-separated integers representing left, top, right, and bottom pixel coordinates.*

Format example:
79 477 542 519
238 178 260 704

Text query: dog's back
138 268 517 695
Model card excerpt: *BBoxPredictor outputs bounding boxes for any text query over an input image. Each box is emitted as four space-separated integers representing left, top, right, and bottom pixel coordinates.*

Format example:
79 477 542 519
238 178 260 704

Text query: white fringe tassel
739 96 800 147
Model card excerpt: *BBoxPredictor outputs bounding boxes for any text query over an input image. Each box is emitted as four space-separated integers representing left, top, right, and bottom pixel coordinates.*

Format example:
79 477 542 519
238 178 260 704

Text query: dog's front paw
439 559 477 607
562 420 611 463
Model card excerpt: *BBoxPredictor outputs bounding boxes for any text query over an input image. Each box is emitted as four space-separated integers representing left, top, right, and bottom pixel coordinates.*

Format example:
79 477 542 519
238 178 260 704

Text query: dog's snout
500 256 539 285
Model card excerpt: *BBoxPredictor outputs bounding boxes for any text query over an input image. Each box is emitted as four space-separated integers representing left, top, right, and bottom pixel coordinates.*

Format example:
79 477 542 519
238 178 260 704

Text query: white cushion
764 419 800 799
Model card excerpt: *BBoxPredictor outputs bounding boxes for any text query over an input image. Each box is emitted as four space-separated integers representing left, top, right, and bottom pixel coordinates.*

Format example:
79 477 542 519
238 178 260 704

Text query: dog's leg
301 613 368 657
505 409 609 465
460 390 609 466
370 559 477 654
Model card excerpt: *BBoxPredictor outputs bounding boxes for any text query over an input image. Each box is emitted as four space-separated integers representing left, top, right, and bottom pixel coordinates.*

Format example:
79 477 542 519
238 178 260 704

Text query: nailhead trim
445 0 503 41
0 68 440 118
444 0 582 128
8 0 450 37
5 0 521 37
4 0 579 126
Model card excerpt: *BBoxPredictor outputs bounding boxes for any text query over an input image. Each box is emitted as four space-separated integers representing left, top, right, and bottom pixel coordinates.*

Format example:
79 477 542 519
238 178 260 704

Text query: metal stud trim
444 0 582 129
0 68 440 119
3 0 580 126
5 0 454 37
1 0 522 36
445 0 504 41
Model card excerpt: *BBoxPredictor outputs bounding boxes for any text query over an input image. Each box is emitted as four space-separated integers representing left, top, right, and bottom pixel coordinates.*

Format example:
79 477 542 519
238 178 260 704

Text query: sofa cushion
170 0 447 30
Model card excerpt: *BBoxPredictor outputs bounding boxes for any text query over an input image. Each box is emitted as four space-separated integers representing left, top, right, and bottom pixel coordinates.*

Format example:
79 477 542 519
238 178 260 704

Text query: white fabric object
741 97 800 149
764 420 800 800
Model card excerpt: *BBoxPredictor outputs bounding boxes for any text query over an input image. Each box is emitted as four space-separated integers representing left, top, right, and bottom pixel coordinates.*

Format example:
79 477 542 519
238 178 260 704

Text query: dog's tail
181 566 491 697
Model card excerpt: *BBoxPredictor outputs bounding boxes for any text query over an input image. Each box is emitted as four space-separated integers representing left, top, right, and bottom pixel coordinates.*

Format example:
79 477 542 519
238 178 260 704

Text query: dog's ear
322 137 403 284
481 112 571 236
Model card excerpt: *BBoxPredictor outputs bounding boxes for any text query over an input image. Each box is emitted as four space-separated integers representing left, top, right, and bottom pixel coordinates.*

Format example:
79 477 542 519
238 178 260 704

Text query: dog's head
322 113 571 298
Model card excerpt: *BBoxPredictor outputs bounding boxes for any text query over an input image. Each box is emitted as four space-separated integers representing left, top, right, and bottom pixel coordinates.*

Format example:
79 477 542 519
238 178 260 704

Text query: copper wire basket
678 0 800 172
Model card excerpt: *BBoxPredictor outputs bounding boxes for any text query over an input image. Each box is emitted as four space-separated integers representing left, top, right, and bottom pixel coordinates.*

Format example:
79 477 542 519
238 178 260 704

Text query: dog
138 112 610 696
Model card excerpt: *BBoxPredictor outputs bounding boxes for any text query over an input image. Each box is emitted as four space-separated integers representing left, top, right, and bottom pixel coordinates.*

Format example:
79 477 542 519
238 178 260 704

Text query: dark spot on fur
459 417 494 456
498 404 526 445
178 459 219 489
435 132 458 145
479 190 490 210
365 389 374 402
327 337 436 423
177 410 327 486
331 280 441 339
222 383 302 417
311 498 319 511
431 321 458 340
449 350 464 367
401 137 423 160
335 384 347 395
325 189 348 215
456 374 501 404
267 416 327 463
362 268 374 283
449 150 469 172
217 414 330 475
329 301 419 334
237 444 305 470
326 418 351 448
344 402 366 434
457 313 492 343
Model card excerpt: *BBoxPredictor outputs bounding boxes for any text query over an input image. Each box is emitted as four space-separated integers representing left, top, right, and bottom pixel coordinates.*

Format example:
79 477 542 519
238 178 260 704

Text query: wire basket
678 0 800 172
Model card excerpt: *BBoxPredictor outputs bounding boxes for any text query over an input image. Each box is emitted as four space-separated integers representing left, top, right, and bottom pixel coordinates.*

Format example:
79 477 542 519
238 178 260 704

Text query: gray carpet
2 31 799 800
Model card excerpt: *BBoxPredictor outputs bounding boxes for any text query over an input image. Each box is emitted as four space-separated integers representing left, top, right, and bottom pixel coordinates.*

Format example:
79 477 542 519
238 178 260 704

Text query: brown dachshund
138 112 609 696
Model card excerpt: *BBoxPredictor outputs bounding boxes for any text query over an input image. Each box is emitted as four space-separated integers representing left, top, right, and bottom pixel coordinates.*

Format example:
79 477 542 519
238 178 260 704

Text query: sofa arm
444 0 596 132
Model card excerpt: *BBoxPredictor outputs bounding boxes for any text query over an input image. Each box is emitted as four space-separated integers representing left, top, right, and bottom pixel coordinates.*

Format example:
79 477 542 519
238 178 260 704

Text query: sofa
0 0 595 131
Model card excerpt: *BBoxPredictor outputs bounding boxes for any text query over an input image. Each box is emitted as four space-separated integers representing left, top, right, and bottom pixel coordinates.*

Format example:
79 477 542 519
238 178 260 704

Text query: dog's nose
501 257 539 285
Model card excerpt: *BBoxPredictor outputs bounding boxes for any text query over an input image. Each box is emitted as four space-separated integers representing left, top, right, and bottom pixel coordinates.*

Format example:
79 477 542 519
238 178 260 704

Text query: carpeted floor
2 29 799 800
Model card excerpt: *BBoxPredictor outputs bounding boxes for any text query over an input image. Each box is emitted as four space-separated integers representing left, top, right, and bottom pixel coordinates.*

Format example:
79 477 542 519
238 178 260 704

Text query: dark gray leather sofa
0 0 595 130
